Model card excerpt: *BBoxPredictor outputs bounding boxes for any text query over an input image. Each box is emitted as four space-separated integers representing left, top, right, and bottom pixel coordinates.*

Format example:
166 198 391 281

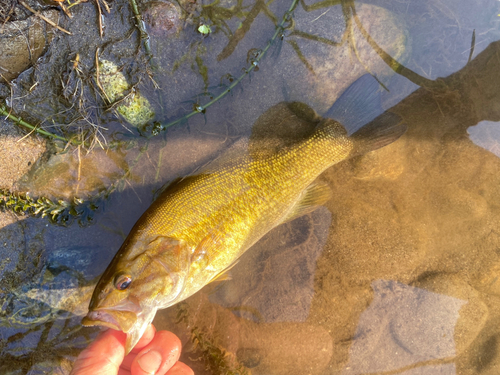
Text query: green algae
97 59 155 128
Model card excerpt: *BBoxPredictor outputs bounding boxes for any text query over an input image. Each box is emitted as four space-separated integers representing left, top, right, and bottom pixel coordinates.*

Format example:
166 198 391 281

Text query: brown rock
0 10 59 82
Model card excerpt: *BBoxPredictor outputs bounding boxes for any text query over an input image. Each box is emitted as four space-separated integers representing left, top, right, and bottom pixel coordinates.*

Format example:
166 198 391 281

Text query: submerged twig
19 1 72 35
158 0 300 133
349 2 440 90
57 2 73 18
95 0 104 37
94 48 110 102
468 29 475 64
0 102 80 145
128 0 154 66
99 0 111 13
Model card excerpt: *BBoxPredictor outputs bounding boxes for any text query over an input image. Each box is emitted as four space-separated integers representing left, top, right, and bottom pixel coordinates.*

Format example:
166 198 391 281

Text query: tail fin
350 112 407 156
325 74 385 135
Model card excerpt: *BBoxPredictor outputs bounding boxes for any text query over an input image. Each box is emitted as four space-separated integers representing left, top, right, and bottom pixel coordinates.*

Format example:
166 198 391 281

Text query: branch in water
349 2 441 90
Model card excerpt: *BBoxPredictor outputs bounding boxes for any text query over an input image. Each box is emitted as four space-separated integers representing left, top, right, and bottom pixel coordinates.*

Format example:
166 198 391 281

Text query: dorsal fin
281 181 332 224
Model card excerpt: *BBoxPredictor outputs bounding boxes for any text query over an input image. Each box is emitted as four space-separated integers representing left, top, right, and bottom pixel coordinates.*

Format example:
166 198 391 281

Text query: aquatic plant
190 326 251 375
0 102 78 145
176 302 251 375
154 0 300 135
128 0 154 65
0 189 99 225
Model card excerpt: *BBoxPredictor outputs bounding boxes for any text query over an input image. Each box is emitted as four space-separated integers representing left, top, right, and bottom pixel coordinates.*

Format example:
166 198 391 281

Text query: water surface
1 0 500 374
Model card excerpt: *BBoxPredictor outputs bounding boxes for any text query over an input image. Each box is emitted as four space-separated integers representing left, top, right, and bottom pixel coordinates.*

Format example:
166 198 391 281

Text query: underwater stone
342 280 466 373
142 1 183 36
236 347 263 368
410 272 489 357
281 3 410 114
97 59 155 128
0 10 59 83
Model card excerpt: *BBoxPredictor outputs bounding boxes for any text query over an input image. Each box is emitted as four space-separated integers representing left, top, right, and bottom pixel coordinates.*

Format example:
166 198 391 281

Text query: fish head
82 236 190 353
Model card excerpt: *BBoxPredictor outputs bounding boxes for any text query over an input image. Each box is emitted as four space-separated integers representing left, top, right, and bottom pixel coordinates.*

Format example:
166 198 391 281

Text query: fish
82 99 406 353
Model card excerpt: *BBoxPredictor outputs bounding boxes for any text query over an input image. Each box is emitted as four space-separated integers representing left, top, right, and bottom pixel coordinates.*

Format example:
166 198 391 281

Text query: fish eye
114 274 132 290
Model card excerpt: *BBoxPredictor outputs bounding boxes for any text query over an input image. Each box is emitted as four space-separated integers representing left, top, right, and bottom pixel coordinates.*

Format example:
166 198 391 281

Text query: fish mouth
82 309 138 333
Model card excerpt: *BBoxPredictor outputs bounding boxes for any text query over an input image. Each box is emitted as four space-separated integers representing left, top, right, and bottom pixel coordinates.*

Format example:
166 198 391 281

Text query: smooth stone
0 10 59 82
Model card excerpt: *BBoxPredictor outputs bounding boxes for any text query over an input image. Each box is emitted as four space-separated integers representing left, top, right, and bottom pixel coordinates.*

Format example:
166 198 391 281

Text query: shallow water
1 0 500 373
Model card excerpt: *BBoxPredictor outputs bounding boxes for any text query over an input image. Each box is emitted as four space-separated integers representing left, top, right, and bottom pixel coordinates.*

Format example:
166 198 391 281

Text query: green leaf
198 24 212 35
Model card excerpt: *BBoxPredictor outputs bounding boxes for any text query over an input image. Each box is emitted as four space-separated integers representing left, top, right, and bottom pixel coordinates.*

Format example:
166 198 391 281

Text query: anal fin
209 259 240 284
282 181 331 223
350 112 407 156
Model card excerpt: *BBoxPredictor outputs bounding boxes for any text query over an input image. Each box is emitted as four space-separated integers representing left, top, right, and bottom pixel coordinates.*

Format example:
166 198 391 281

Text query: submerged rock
281 3 410 114
0 10 59 82
142 1 183 36
15 131 231 200
342 280 466 374
0 246 98 327
0 127 45 191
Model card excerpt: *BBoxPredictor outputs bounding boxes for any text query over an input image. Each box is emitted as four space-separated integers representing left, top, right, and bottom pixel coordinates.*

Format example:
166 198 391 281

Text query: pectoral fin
282 181 331 223
208 259 240 284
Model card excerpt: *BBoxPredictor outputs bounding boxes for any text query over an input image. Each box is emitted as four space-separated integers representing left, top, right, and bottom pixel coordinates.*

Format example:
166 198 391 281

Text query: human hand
70 324 193 375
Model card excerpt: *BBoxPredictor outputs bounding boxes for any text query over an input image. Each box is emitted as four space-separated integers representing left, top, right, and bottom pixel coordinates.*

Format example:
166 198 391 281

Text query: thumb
70 329 127 375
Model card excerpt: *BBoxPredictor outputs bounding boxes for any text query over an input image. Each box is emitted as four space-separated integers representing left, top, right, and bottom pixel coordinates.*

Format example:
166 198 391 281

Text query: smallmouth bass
82 104 406 353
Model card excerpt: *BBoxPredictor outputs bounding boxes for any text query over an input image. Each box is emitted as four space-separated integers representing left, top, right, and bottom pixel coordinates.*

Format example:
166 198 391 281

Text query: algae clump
98 59 155 127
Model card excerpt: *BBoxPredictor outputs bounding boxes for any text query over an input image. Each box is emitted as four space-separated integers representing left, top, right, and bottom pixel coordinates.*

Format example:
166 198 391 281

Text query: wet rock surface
142 0 183 36
0 123 45 190
0 9 59 82
279 3 410 114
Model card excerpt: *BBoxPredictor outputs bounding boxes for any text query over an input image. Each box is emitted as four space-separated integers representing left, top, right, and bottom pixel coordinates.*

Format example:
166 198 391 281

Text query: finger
131 324 157 352
166 362 194 375
121 325 157 371
70 329 126 375
131 331 182 375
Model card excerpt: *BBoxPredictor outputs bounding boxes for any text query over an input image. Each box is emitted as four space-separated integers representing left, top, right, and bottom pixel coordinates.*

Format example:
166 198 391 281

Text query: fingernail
138 350 163 374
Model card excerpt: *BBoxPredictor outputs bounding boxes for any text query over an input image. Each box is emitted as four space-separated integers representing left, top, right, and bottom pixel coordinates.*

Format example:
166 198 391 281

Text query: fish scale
150 120 351 250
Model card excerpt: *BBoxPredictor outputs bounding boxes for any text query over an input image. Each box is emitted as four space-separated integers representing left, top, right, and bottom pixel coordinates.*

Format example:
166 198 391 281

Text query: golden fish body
83 112 405 353
155 122 352 292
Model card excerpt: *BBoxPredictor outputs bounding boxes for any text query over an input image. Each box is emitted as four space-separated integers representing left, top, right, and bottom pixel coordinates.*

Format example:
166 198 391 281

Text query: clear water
1 0 500 373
